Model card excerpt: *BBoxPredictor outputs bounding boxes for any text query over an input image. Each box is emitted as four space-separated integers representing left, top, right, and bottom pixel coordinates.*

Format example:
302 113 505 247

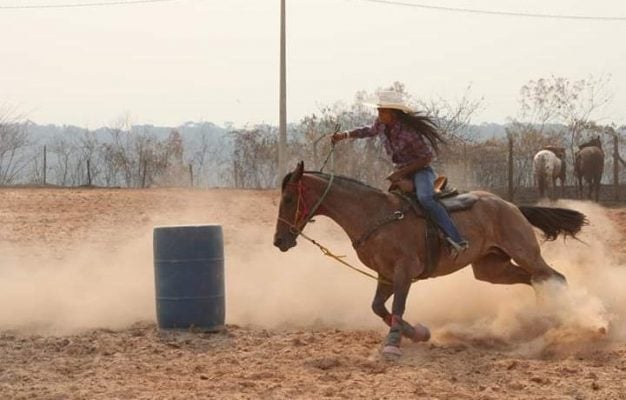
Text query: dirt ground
0 187 625 400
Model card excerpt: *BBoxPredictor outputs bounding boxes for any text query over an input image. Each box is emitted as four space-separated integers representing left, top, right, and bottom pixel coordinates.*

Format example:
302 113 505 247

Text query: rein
297 229 391 285
278 144 396 286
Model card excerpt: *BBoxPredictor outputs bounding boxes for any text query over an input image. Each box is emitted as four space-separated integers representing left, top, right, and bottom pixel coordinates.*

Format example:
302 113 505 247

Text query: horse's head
273 161 306 252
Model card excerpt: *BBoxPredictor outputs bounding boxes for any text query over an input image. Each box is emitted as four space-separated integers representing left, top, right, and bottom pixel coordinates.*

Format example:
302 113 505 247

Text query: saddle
386 159 467 204
387 167 479 280
388 174 478 214
390 174 457 196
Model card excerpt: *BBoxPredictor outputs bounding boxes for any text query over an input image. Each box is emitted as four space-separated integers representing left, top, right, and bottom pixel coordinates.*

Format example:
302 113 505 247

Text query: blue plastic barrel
153 225 225 331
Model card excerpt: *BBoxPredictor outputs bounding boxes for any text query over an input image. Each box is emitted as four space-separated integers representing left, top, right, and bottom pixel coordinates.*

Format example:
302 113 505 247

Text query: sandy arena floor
0 187 625 399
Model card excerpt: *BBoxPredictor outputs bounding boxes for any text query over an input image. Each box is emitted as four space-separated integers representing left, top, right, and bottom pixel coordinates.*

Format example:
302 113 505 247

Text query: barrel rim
153 224 223 230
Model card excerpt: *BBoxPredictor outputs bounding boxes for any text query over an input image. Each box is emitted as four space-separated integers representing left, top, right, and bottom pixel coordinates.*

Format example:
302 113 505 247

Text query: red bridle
277 180 312 235
278 174 334 236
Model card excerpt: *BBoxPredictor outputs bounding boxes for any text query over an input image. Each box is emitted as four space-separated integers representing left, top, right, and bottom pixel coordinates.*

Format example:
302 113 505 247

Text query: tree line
1 76 624 192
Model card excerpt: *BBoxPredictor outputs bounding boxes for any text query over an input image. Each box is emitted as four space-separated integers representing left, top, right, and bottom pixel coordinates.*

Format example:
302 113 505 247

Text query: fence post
463 141 468 188
87 159 92 186
189 164 194 188
43 145 47 185
142 159 148 188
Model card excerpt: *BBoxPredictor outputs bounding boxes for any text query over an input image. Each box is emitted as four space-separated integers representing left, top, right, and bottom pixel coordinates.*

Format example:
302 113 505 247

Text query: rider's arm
332 120 382 144
345 119 384 139
386 155 433 182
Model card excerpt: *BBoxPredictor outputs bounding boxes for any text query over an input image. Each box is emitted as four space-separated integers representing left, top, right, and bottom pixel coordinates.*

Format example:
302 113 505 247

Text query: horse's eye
283 196 294 205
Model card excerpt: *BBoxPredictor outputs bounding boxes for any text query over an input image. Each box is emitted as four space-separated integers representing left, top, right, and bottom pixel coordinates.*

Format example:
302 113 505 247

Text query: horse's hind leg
506 247 565 285
471 251 532 285
577 175 583 199
499 223 566 285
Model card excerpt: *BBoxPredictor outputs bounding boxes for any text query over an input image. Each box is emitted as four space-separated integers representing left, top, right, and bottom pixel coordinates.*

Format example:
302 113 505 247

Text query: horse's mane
307 171 383 192
578 137 602 150
281 170 383 193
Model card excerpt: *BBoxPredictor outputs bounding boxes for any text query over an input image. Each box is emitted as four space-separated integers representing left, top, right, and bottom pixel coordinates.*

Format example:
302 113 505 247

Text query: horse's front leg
382 262 430 357
372 281 430 343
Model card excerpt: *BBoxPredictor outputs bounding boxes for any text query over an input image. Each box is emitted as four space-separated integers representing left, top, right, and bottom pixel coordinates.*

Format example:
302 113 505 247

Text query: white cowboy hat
362 90 415 114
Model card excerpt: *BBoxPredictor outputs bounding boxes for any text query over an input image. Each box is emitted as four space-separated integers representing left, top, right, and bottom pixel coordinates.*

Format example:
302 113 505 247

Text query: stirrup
446 237 469 253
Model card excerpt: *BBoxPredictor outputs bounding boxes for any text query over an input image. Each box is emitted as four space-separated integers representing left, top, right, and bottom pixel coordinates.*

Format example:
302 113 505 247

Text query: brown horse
273 162 587 357
575 136 604 202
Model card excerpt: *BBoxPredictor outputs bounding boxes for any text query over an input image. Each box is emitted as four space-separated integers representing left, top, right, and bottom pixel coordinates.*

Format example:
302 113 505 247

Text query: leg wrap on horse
383 315 430 343
385 326 402 347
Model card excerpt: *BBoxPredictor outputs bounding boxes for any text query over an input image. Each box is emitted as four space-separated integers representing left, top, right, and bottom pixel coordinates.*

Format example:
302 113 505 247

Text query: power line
0 0 177 9
356 0 626 21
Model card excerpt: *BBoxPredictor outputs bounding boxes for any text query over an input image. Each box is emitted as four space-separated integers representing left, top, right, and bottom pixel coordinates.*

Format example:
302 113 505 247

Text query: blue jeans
413 167 464 243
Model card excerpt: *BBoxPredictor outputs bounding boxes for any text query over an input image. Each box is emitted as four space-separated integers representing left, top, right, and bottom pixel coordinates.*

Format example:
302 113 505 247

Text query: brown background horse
274 162 587 357
575 136 604 202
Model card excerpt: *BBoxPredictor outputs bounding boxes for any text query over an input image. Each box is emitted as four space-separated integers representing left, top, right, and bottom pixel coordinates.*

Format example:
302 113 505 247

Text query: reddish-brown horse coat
575 137 604 202
274 162 587 356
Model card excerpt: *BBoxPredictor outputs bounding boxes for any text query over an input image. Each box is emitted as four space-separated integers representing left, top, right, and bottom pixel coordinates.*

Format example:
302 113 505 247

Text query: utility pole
613 131 620 201
278 0 287 184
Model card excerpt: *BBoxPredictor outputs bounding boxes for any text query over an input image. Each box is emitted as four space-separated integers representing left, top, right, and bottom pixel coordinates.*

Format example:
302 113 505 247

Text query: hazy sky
1 0 625 128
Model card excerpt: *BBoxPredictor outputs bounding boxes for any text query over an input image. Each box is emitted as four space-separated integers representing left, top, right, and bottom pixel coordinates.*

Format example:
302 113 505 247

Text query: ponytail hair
396 111 445 155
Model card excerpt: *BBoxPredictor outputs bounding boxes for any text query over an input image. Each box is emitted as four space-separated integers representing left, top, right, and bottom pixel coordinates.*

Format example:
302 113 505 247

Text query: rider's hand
331 131 348 144
386 171 402 182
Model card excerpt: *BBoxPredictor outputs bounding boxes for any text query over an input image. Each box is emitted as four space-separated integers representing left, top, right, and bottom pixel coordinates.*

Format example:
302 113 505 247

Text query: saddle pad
396 192 479 217
440 193 479 212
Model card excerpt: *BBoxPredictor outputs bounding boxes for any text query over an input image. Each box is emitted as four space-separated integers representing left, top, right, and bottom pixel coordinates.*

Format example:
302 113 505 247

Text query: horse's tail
519 206 588 241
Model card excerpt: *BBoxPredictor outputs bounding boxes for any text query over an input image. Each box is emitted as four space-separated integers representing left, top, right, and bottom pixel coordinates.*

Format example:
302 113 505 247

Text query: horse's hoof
411 323 431 342
382 345 402 359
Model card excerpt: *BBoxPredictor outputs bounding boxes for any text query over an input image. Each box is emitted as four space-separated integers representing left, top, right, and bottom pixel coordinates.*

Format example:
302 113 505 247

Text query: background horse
274 162 586 357
575 136 604 202
532 145 566 200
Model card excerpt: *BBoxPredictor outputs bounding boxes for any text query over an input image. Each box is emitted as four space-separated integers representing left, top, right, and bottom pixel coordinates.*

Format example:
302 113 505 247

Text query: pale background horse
532 145 566 200
575 136 604 202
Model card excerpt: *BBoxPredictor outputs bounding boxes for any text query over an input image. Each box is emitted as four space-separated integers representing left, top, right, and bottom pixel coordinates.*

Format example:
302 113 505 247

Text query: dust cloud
413 200 626 355
226 199 626 357
0 193 624 359
0 234 156 335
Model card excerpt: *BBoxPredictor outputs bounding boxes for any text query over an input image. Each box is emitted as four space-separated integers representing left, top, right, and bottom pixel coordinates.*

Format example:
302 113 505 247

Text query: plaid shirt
348 119 433 167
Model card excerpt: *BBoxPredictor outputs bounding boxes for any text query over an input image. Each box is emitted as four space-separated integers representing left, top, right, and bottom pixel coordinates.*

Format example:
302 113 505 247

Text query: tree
188 123 230 188
0 109 31 185
516 74 613 159
416 85 484 186
417 84 484 142
230 125 278 188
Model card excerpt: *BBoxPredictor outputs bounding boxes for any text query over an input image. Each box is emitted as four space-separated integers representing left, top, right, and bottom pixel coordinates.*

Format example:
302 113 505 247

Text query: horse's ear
290 161 304 183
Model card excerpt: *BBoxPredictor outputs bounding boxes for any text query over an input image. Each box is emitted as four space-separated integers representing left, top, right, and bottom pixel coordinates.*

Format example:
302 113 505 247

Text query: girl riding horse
331 91 469 254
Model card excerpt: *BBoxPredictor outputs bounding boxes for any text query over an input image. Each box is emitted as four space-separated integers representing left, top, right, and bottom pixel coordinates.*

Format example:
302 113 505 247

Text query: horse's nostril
273 238 282 247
